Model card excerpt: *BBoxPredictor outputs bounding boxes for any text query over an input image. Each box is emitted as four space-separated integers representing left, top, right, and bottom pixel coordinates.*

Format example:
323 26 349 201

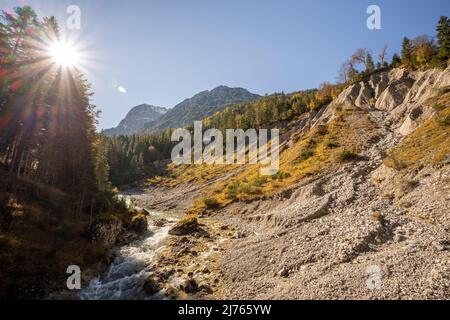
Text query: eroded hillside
138 66 450 299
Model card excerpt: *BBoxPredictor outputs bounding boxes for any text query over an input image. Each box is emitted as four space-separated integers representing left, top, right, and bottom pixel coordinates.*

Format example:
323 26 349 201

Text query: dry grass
385 92 450 170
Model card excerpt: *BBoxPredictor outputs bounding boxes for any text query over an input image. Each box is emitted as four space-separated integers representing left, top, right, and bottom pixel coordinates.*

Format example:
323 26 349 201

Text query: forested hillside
0 7 141 299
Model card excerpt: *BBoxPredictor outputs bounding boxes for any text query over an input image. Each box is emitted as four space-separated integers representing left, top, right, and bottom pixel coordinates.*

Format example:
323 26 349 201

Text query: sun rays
47 41 80 68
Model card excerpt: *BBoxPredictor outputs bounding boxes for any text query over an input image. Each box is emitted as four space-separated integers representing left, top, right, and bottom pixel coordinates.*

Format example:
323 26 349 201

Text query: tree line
101 130 175 185
338 16 449 84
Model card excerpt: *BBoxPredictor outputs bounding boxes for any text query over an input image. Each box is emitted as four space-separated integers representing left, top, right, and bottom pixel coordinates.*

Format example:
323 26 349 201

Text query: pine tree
365 53 375 73
436 16 449 60
0 7 100 203
401 37 412 67
391 53 402 68
94 137 111 192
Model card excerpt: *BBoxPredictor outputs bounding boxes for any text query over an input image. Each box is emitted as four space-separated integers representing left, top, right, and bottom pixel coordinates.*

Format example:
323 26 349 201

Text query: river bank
74 188 235 300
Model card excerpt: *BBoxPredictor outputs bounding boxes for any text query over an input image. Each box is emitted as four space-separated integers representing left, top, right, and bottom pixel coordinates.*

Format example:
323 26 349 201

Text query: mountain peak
104 86 260 136
144 86 260 133
104 104 167 136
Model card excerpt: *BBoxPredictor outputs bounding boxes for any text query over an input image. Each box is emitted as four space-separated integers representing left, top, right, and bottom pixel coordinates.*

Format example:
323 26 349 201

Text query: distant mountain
143 86 260 134
103 104 167 136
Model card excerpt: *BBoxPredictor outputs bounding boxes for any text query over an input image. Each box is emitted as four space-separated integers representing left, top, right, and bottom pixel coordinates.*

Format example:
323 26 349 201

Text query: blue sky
2 0 449 129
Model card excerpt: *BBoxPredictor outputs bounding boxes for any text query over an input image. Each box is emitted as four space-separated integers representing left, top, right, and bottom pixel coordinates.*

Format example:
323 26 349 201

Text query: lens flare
48 42 80 68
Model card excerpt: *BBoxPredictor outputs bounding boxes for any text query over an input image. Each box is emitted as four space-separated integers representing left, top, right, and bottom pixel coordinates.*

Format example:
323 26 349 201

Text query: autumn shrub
298 150 315 162
202 197 220 209
316 125 328 136
271 171 291 180
325 141 339 149
337 150 361 162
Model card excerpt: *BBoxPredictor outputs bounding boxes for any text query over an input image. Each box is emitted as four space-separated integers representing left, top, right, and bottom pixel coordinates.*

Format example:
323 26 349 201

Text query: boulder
152 218 169 227
181 278 199 293
168 215 199 236
130 214 148 233
164 285 177 299
199 283 213 294
143 276 161 296
89 218 123 247
277 267 289 278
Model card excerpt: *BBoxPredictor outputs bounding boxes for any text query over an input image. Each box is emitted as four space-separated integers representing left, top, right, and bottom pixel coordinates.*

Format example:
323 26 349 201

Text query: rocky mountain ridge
104 104 167 136
143 86 260 134
104 86 260 136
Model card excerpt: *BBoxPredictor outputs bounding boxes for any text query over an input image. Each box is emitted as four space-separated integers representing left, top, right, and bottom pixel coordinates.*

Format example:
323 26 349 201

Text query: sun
48 42 80 68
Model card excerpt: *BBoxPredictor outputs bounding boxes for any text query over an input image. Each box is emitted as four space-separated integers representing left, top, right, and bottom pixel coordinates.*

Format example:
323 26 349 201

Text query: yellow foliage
187 109 376 208
384 106 450 170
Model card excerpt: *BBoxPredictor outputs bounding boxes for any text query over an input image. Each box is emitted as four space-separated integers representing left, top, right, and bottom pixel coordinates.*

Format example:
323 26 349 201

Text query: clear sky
2 0 449 129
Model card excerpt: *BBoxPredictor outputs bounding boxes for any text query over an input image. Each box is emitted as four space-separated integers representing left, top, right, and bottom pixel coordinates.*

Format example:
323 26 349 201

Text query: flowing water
80 201 180 300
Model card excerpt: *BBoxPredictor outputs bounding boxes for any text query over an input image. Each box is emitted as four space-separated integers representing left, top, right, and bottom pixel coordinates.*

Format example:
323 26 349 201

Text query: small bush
298 150 314 162
385 157 407 171
400 179 419 193
325 141 339 149
253 176 269 187
202 197 220 209
271 171 291 180
225 180 262 199
316 125 328 136
399 200 413 209
383 193 395 200
226 183 238 200
238 183 261 195
337 150 360 162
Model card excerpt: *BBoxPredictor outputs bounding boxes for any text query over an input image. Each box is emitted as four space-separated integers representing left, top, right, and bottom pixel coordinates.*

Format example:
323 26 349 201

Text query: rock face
329 67 450 135
90 213 149 247
103 104 167 136
89 219 123 247
144 86 260 134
